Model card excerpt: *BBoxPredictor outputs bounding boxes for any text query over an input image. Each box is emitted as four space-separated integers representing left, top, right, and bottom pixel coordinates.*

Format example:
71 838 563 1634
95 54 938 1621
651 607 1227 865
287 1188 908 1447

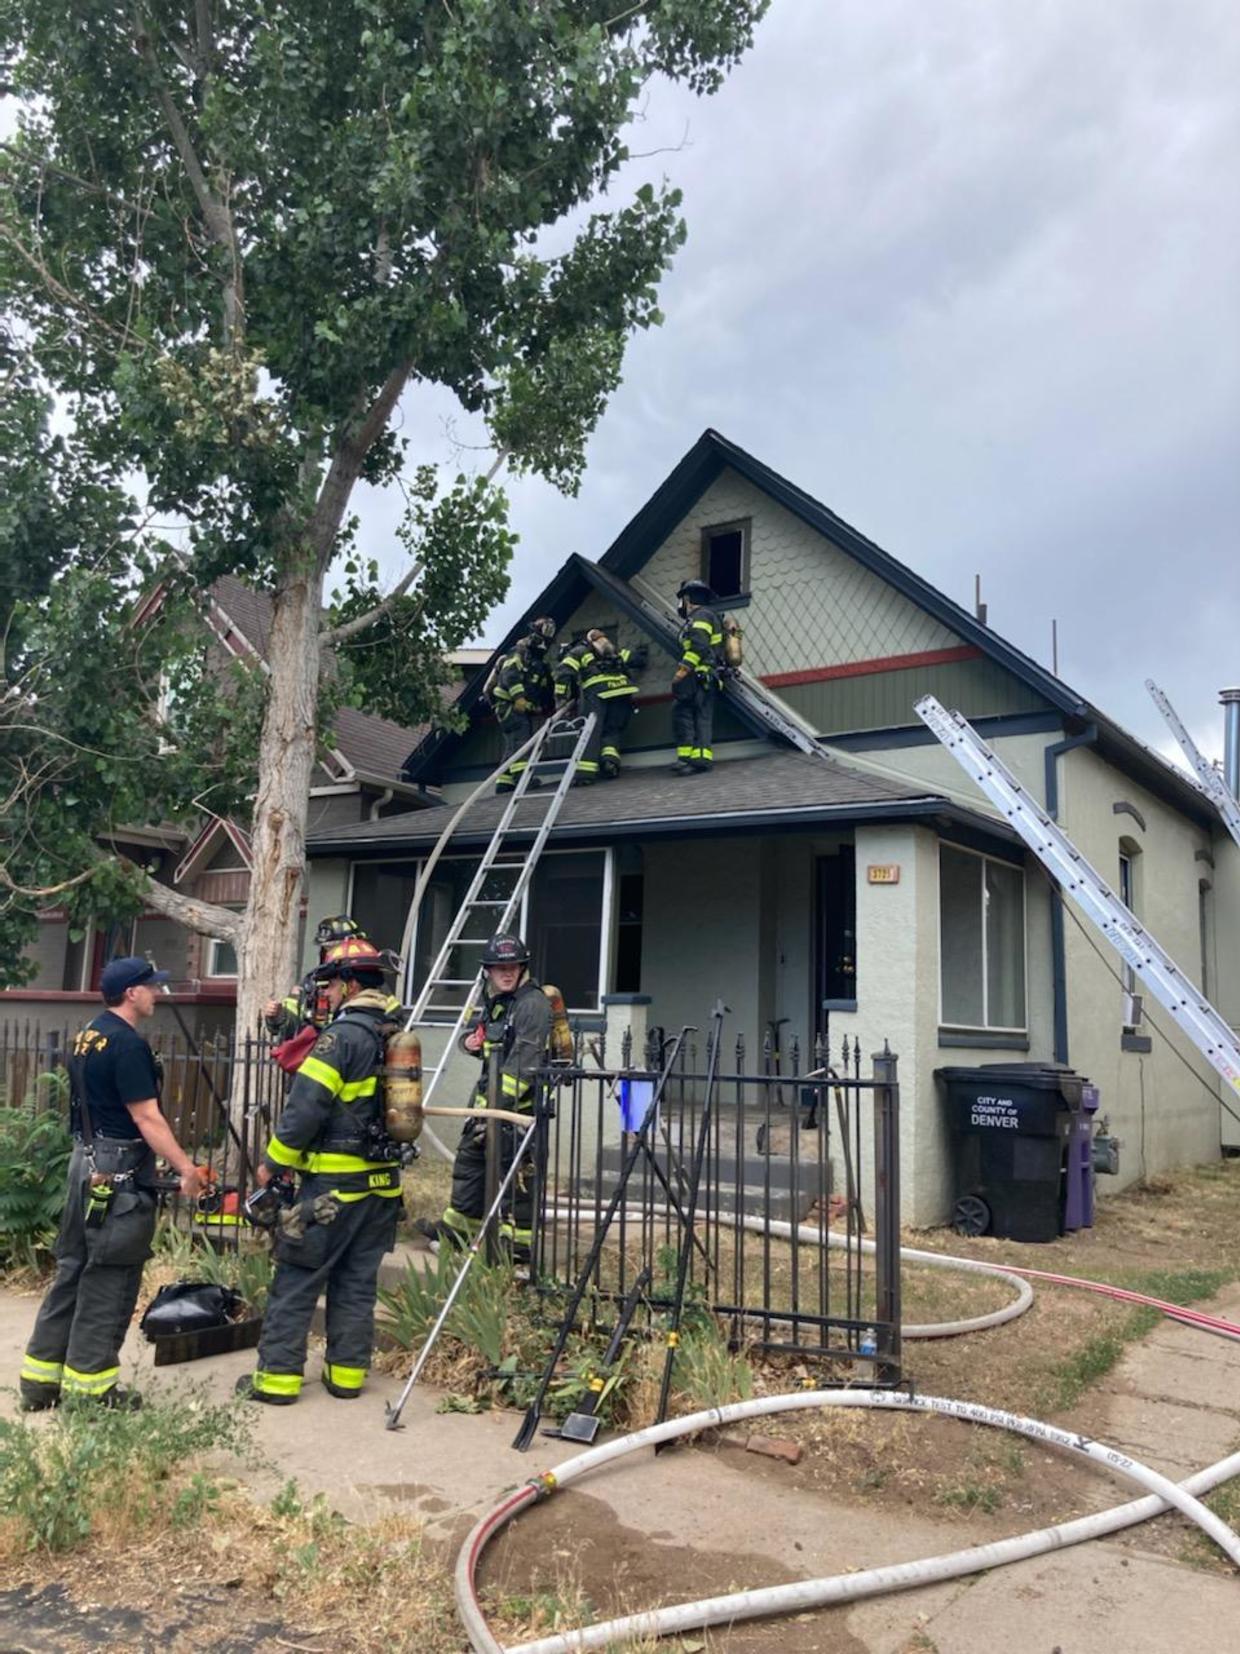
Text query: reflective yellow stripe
332 1186 403 1202
676 746 694 758
281 996 300 1014
302 1150 393 1174
691 619 715 634
265 1135 308 1170
338 1076 377 1102
63 1364 119 1395
298 1055 343 1095
254 1370 302 1397
500 1073 531 1099
498 1221 533 1245
21 1355 63 1383
682 649 702 666
443 1205 481 1236
324 1363 367 1390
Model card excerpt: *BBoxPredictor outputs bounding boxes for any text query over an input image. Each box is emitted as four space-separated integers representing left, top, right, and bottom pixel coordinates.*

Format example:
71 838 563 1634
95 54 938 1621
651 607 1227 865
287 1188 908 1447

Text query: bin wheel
952 1194 991 1237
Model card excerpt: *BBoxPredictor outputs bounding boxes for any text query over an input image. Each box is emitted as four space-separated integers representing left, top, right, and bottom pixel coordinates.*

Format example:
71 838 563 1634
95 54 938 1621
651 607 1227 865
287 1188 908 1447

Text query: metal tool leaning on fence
512 1022 696 1451
20 957 209 1412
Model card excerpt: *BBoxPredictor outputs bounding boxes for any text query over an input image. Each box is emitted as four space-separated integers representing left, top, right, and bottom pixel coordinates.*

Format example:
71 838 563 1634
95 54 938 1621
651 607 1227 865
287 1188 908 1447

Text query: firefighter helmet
314 914 365 951
528 616 556 642
313 936 394 981
676 579 715 610
480 932 530 967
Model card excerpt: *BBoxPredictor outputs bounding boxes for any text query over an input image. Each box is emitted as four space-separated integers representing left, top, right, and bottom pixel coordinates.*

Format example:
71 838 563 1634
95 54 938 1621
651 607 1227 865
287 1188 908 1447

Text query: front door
813 848 856 1033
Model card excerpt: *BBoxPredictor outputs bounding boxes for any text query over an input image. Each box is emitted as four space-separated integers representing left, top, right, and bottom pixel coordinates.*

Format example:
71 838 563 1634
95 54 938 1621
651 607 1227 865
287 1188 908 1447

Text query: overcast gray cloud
358 0 1240 770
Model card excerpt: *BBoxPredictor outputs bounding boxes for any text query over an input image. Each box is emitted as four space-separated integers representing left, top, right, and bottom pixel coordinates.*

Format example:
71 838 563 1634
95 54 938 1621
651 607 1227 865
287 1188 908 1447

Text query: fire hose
458 1390 1240 1654
453 1214 1240 1650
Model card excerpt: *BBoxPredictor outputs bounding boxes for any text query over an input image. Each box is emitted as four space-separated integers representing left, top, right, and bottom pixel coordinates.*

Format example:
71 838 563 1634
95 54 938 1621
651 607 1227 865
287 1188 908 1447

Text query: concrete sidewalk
1 1279 1237 1652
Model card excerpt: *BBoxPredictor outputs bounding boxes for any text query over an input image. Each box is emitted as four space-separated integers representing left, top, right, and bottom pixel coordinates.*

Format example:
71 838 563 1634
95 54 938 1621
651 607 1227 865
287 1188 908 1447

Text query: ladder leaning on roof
914 693 1240 1127
1146 679 1240 853
395 708 598 1163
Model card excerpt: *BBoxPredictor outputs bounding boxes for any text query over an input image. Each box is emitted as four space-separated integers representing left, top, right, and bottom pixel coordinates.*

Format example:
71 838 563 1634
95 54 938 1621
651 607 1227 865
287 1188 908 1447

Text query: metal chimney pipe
1221 687 1240 800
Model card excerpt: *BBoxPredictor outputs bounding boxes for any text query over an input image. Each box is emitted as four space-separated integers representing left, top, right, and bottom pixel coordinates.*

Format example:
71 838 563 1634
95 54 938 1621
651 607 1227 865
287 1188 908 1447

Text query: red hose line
986 1263 1240 1338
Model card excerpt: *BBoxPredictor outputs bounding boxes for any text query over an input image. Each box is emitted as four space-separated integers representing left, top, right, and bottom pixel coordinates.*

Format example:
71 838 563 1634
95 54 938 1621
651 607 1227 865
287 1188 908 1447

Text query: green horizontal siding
781 655 1050 735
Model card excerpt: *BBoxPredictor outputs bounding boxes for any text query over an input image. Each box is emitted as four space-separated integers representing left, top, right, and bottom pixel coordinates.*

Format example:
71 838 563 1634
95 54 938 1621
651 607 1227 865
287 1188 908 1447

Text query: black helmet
676 579 714 608
315 914 364 951
481 932 530 967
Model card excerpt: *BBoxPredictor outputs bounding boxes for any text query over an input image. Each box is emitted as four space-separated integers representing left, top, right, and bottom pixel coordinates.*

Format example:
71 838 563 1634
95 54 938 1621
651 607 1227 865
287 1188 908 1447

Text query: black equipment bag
140 1279 242 1341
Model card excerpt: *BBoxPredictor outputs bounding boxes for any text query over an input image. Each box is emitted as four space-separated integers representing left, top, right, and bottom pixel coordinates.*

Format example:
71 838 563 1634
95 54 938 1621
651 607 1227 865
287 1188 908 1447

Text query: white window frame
937 841 1028 1034
205 936 239 979
352 846 615 1015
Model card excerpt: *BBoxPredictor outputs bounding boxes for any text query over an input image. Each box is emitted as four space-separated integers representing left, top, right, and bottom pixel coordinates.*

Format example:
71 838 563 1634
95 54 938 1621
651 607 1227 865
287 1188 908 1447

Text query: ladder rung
469 898 511 907
430 977 475 987
417 1004 472 1016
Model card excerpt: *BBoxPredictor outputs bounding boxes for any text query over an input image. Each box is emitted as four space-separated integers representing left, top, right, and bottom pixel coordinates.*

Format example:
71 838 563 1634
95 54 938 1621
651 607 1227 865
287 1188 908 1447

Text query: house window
1117 843 1141 1013
395 848 611 1016
526 851 609 1012
207 938 238 978
700 519 750 600
939 844 1026 1031
350 861 422 958
1199 879 1212 998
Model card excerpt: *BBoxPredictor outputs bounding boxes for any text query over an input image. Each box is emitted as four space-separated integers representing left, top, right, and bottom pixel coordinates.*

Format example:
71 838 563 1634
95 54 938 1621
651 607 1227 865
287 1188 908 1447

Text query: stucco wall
640 469 962 679
1052 742 1221 1177
303 859 352 975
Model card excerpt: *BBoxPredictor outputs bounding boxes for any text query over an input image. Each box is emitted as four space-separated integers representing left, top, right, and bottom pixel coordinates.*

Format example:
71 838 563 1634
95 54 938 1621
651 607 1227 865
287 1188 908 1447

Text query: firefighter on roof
491 617 556 794
416 932 551 1259
553 630 648 784
671 579 724 774
237 937 405 1406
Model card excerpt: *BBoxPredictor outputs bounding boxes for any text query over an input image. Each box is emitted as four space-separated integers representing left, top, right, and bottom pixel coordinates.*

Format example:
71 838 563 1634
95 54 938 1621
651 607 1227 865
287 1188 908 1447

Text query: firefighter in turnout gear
20 958 207 1411
671 579 724 774
263 916 401 1047
417 933 551 1257
492 617 556 794
237 938 404 1405
553 631 648 784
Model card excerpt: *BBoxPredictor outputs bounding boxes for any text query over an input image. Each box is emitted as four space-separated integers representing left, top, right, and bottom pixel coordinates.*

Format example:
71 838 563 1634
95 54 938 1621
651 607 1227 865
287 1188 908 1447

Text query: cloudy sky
359 0 1240 766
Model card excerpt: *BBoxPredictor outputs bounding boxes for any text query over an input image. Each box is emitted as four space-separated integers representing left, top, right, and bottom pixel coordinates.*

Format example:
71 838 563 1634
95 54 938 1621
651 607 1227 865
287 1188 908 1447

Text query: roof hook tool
541 1265 653 1446
654 999 727 1437
384 1111 542 1433
512 1022 696 1451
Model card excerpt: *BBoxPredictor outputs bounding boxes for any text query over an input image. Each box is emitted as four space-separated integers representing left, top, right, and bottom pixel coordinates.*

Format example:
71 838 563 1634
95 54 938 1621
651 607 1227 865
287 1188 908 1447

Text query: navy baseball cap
100 957 171 998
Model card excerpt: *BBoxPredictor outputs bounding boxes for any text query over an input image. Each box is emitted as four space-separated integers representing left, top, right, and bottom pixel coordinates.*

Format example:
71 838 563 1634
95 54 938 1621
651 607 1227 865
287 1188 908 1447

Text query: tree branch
133 6 243 345
318 560 424 649
307 360 412 565
0 864 98 901
120 857 243 942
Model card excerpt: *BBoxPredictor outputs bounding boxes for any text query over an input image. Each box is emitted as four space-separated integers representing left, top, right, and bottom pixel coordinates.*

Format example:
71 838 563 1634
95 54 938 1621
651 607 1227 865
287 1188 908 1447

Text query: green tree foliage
0 0 768 1008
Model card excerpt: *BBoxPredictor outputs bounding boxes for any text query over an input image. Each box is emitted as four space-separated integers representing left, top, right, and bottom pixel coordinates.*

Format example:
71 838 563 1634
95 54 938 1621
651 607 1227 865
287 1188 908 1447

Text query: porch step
581 1148 828 1224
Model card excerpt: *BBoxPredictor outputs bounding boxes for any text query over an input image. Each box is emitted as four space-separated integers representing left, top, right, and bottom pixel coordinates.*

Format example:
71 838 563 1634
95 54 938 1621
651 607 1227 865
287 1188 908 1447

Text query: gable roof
309 747 1012 857
401 431 1213 827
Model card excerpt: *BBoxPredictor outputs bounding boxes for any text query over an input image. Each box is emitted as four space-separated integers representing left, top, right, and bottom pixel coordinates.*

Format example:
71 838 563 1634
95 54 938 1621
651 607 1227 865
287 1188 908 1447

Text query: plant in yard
0 1082 72 1271
0 0 771 1042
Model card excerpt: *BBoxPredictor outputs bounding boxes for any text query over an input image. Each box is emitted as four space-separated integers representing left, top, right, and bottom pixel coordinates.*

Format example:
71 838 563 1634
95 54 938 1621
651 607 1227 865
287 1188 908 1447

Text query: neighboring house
302 430 1239 1223
5 574 439 1037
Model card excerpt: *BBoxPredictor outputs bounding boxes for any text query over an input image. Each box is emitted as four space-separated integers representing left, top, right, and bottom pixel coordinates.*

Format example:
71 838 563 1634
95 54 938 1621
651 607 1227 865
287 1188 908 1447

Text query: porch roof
306 747 1014 857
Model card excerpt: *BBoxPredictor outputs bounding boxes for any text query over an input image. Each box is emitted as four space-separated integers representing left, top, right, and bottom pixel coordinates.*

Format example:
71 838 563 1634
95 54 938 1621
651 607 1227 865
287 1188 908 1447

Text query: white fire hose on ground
452 1211 1240 1650
458 1390 1240 1654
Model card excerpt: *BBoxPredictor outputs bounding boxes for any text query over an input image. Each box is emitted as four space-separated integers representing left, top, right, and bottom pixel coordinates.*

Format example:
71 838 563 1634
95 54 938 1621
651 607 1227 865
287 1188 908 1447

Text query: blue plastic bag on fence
617 1077 655 1134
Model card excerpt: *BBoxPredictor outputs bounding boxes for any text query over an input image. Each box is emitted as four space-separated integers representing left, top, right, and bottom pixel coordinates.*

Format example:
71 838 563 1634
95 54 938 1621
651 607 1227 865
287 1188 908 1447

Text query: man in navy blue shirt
19 957 206 1410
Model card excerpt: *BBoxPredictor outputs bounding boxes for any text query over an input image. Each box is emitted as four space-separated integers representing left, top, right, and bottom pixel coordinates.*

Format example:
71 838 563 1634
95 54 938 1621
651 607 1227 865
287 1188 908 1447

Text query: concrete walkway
2 1278 1237 1652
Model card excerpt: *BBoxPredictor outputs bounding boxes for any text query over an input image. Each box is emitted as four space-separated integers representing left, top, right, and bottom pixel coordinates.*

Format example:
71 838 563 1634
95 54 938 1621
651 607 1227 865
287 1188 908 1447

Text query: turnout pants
672 674 716 769
443 1108 537 1249
21 1143 157 1404
254 1177 400 1400
496 710 535 792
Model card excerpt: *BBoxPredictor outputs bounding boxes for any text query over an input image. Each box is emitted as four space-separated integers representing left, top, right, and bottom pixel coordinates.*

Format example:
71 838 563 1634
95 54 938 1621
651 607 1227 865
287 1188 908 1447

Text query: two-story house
302 431 1238 1223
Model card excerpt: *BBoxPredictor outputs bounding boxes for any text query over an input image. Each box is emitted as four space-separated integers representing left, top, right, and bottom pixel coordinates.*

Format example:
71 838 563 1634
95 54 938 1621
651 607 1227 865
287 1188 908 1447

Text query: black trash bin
937 1063 1086 1243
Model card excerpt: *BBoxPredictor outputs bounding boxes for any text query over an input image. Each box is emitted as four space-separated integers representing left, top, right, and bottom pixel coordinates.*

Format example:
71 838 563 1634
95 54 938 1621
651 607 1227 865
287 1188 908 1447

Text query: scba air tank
383 1029 423 1142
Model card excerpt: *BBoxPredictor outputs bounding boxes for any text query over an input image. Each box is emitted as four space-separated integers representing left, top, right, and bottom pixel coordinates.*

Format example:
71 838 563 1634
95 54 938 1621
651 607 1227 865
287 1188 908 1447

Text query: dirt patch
482 1486 871 1654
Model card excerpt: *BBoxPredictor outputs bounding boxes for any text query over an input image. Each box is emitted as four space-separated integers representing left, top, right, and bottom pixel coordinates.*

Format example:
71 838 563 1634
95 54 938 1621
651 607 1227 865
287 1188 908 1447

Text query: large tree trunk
236 565 323 1039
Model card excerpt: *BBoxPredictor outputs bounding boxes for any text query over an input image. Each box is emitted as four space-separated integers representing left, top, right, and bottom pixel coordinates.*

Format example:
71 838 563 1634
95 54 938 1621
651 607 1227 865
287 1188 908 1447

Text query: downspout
368 786 394 822
1045 722 1098 1063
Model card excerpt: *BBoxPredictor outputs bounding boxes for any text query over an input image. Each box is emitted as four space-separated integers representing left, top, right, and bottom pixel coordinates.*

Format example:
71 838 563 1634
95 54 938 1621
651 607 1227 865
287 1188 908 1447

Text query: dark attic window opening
701 520 750 600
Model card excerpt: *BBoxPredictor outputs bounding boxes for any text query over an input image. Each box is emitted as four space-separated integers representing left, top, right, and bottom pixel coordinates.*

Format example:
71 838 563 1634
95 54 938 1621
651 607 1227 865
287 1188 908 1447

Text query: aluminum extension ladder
400 709 597 1161
1146 679 1240 853
914 694 1240 1118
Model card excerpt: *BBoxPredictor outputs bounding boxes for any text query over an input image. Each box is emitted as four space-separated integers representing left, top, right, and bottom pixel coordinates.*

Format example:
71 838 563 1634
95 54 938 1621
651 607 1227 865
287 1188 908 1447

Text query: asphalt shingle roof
307 747 953 853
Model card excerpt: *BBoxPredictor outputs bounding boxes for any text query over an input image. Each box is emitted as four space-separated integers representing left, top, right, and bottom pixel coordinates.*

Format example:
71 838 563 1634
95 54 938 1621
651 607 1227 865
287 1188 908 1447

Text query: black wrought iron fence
532 1026 902 1380
2 1013 902 1380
